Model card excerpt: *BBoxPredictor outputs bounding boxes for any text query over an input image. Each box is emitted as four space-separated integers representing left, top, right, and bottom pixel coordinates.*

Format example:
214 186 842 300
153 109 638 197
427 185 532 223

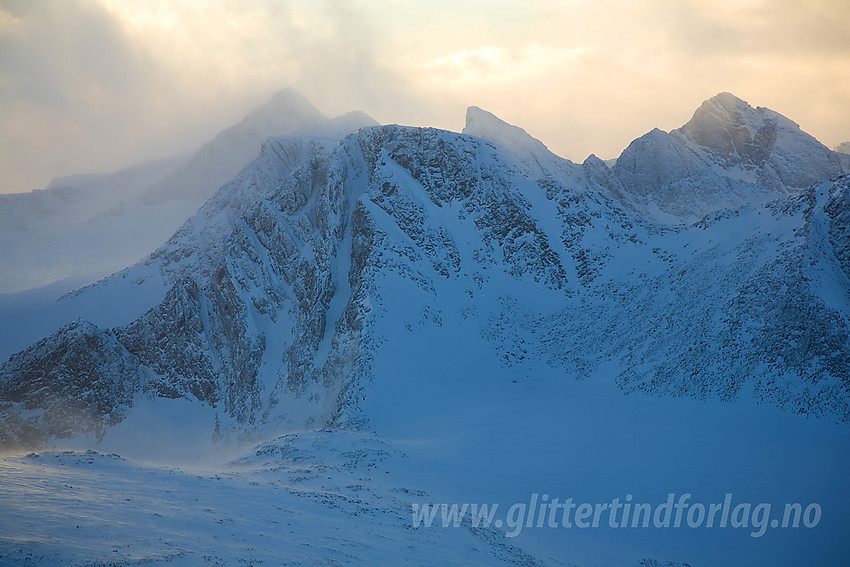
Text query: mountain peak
673 92 849 190
463 106 575 177
680 92 763 138
242 88 327 127
464 106 544 144
675 92 793 169
706 91 749 112
463 106 538 143
465 105 505 127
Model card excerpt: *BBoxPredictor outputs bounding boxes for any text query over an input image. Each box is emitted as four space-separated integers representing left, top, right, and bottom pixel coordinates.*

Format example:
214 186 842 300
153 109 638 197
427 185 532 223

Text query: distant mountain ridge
462 92 850 223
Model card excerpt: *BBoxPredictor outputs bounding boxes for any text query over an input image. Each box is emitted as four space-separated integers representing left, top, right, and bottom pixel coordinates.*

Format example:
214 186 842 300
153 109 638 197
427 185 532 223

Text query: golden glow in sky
1 0 849 192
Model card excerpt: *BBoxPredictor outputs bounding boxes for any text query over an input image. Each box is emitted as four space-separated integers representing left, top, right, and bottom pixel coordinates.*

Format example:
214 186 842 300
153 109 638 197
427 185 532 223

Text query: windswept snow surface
0 435 540 567
0 379 847 566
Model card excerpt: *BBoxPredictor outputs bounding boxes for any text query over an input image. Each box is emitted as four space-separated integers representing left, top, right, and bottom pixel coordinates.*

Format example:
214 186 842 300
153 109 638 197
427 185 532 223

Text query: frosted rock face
825 175 850 282
608 127 771 222
613 127 714 200
0 320 139 447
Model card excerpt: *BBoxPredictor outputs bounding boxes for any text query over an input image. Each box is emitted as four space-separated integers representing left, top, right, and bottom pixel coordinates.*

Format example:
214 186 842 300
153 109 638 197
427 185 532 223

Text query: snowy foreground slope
1 93 849 566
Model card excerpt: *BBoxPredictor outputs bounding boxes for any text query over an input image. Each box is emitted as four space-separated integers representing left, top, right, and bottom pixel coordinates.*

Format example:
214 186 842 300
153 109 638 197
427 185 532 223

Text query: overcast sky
1 0 849 193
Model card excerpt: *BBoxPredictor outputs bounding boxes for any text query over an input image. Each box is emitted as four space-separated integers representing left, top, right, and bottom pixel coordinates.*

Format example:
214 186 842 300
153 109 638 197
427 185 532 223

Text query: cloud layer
1 0 849 193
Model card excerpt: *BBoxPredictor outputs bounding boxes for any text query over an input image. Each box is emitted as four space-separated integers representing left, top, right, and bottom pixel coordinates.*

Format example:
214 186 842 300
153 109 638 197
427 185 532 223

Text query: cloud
402 0 850 160
660 0 850 57
0 0 182 191
422 45 588 84
1 0 849 193
0 0 449 192
0 0 154 106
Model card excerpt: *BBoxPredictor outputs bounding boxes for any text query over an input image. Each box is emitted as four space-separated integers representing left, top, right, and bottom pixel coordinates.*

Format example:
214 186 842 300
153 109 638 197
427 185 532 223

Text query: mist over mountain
0 89 377 294
139 88 332 204
1 91 848 566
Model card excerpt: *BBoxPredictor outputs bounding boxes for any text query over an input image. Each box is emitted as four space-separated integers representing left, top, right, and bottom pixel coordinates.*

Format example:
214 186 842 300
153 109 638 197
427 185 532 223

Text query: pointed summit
674 92 849 190
240 88 327 132
142 88 329 203
464 106 549 151
675 92 784 167
463 106 575 178
700 91 750 115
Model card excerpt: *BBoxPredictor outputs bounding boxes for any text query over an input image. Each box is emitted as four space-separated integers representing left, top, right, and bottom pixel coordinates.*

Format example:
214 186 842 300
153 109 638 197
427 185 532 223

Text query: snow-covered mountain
675 92 848 189
1 93 848 566
2 96 848 448
463 93 850 225
836 141 850 155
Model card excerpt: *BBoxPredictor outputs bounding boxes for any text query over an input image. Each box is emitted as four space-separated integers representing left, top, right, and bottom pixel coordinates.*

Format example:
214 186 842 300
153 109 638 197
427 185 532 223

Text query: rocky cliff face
1 96 849 451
